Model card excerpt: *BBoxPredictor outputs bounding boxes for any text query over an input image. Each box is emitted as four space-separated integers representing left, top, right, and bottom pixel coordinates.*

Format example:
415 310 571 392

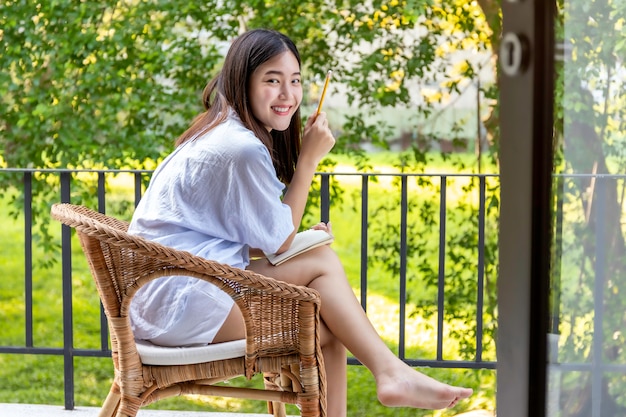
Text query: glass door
549 1 626 416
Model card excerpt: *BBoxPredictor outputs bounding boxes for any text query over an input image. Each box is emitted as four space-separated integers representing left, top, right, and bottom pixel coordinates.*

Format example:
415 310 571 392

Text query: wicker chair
51 203 326 417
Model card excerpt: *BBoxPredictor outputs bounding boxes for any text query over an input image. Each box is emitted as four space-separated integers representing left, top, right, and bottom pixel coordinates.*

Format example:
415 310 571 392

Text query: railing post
97 172 110 351
320 173 330 223
360 175 369 312
134 171 143 207
23 172 34 348
437 176 447 361
399 175 408 360
60 171 75 410
476 176 486 362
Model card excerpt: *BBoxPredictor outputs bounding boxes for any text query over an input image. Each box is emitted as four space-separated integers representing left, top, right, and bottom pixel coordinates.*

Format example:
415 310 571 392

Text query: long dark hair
175 29 302 184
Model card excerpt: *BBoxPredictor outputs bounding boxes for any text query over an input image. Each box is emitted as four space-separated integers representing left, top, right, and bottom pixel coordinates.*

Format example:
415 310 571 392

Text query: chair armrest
120 243 322 378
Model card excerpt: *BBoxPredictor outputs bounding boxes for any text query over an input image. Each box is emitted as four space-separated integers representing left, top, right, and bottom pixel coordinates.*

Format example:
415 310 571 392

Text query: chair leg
269 401 287 417
264 372 288 417
99 385 121 417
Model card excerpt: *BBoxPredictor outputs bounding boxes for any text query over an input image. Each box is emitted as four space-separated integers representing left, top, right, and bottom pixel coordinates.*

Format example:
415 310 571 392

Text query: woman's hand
300 111 335 165
310 221 333 237
280 112 335 253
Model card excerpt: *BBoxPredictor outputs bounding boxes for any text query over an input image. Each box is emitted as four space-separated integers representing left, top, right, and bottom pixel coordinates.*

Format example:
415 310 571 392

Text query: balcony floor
0 403 494 417
0 403 273 417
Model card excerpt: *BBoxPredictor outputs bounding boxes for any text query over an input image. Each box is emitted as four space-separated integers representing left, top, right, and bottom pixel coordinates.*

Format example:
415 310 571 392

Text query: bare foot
375 363 473 409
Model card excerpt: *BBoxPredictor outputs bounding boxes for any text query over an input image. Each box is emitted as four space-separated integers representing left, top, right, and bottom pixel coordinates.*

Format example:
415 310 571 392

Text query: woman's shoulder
218 113 266 148
190 113 268 161
222 113 258 140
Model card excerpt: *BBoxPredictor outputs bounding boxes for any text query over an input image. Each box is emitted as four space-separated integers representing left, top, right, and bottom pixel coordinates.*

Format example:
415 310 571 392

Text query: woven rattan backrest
51 204 148 319
76 228 125 318
51 204 246 317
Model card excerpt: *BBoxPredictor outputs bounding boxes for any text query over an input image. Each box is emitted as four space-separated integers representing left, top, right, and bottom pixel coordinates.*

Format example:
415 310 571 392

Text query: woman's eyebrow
264 70 301 76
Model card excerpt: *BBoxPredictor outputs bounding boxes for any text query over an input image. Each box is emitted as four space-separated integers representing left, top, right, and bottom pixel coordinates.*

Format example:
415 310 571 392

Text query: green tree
1 0 498 167
0 0 502 373
1 1 226 169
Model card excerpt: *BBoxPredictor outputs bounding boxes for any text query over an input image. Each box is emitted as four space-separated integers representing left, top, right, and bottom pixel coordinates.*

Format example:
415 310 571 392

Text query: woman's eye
292 79 301 85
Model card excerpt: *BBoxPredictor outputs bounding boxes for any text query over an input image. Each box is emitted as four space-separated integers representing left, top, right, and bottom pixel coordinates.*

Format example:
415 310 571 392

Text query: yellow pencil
316 70 333 115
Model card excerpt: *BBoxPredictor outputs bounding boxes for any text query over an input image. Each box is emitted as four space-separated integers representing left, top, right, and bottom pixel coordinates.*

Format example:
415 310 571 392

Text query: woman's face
249 51 302 132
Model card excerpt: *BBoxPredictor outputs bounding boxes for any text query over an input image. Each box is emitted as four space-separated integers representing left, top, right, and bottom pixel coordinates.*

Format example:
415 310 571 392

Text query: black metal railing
0 168 498 410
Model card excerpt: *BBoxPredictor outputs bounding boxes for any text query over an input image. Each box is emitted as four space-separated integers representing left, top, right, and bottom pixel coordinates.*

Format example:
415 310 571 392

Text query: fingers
313 113 333 145
304 110 325 127
301 111 335 161
310 222 325 231
310 222 333 235
304 111 316 129
306 111 328 130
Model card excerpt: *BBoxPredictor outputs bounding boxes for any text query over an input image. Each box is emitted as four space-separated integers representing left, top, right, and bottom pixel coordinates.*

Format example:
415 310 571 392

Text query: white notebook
265 229 334 266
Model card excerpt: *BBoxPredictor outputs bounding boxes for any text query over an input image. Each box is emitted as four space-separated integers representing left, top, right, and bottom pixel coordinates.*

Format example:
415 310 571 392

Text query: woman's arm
276 111 335 253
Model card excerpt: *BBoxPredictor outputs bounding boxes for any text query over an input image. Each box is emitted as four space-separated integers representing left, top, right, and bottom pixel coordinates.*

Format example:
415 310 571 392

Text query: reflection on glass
550 0 626 416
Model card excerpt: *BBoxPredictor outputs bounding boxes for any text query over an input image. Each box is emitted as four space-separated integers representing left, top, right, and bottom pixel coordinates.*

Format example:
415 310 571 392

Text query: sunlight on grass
364 292 437 355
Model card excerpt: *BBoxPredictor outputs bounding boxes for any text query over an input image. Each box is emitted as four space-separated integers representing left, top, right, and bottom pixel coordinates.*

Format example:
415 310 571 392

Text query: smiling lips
272 106 291 114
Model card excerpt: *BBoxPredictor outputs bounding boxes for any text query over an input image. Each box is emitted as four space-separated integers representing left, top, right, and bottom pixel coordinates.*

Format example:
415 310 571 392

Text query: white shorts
131 276 235 347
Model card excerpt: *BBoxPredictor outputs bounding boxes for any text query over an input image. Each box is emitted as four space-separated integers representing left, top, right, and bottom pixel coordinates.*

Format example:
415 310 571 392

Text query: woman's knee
248 244 345 287
308 245 343 269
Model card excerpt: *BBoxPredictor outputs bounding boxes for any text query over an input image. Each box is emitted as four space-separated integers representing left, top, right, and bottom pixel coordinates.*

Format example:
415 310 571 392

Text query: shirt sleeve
170 124 294 254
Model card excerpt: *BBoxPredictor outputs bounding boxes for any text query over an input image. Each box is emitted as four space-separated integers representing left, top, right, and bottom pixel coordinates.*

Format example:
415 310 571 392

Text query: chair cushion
135 338 246 366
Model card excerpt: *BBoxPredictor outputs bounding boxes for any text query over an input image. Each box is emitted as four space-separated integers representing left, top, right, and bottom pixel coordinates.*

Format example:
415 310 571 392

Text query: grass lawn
0 153 496 416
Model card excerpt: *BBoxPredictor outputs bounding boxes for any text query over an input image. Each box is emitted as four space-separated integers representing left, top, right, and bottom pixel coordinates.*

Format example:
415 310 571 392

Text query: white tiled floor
0 403 494 417
0 403 269 417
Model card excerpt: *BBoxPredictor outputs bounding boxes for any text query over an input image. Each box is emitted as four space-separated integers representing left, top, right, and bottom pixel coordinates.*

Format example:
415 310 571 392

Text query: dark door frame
497 1 555 416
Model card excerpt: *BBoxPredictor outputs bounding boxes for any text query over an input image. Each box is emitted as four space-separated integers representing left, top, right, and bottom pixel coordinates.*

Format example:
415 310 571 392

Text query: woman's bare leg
247 245 473 410
317 320 348 416
213 284 347 416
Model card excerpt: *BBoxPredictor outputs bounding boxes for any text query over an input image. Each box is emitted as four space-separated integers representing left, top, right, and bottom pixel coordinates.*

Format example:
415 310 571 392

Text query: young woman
128 28 472 416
